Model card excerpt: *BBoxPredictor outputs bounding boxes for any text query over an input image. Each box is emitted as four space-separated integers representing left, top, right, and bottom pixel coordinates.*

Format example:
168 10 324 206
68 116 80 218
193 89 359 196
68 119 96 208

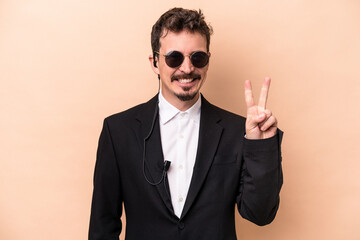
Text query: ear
149 54 160 75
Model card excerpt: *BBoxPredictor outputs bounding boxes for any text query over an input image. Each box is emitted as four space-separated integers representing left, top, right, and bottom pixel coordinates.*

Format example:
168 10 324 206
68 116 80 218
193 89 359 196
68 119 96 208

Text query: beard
175 89 198 101
171 73 200 101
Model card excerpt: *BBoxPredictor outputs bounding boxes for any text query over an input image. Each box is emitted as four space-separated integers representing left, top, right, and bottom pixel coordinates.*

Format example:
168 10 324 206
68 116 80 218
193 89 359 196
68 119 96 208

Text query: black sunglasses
155 51 209 68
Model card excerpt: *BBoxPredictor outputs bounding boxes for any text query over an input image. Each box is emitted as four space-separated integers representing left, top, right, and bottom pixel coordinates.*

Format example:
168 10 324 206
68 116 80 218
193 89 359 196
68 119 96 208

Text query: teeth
178 79 193 83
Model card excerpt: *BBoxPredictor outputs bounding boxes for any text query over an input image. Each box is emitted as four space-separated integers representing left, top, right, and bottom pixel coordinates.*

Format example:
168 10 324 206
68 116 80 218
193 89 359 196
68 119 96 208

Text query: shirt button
179 197 183 202
180 113 186 117
178 221 185 230
179 164 183 169
179 135 184 139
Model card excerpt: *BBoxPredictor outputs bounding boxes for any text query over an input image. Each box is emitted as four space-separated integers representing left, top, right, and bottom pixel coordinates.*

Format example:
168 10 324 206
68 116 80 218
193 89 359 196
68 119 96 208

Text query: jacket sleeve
237 129 283 226
89 119 123 239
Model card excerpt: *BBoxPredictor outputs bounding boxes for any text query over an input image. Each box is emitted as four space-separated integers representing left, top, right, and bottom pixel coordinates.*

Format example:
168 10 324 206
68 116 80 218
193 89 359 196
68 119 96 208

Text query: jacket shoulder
214 105 245 121
105 102 145 123
202 97 246 124
104 96 157 125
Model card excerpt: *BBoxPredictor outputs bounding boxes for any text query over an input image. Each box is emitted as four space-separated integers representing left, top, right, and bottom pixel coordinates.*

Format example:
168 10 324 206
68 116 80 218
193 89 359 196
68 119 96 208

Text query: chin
175 91 199 102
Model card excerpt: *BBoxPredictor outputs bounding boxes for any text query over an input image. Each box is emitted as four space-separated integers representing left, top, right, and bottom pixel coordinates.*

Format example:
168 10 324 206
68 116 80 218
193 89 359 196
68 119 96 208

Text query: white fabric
158 92 201 218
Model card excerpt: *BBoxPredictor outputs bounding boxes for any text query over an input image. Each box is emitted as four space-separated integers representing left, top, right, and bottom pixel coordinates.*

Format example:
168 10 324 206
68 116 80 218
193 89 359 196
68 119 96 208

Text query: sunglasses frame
154 50 210 69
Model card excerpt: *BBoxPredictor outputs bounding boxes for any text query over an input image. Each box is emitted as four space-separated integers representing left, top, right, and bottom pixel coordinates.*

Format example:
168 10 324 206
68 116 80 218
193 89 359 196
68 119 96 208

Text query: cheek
200 65 209 77
201 70 208 81
159 65 177 78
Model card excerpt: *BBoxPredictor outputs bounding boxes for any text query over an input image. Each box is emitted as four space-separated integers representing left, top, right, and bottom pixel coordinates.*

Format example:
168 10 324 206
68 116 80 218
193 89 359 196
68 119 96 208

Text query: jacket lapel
180 96 224 219
135 95 174 215
135 95 224 219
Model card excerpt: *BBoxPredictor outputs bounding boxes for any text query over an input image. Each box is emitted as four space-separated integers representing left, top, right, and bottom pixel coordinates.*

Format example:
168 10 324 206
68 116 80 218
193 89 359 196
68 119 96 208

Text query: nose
179 55 195 74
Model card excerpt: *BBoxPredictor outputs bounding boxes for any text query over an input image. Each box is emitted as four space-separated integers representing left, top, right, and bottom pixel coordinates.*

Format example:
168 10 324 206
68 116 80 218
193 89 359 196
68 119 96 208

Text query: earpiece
153 53 158 68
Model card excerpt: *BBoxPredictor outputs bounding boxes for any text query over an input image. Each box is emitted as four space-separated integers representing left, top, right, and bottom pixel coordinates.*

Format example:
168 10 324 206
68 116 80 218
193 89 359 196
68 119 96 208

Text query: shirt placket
176 112 189 215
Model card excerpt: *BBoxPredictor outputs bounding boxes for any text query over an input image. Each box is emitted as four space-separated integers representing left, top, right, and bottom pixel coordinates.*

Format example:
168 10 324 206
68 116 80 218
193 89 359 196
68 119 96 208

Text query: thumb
255 112 266 123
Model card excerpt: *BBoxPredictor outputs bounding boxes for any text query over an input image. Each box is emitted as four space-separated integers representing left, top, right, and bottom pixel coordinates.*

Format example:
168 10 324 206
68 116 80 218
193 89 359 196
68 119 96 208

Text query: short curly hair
151 7 213 54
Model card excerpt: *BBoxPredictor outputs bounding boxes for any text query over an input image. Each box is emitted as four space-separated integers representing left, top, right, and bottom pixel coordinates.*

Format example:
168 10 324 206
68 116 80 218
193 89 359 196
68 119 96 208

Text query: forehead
159 30 207 53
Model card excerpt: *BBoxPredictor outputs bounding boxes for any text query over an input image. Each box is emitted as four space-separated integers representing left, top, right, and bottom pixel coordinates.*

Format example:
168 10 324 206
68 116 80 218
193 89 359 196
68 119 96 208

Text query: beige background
1 0 359 239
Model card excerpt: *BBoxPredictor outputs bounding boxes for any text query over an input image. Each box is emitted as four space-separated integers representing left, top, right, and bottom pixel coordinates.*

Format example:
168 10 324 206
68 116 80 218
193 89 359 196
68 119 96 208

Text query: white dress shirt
158 92 201 218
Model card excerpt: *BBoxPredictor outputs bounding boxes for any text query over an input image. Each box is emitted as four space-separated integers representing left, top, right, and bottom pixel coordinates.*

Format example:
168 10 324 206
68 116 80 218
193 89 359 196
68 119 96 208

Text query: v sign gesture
245 77 278 139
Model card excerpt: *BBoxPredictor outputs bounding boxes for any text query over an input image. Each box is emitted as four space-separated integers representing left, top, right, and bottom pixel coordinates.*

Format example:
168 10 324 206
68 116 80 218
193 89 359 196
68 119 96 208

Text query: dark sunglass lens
191 52 209 68
165 51 184 68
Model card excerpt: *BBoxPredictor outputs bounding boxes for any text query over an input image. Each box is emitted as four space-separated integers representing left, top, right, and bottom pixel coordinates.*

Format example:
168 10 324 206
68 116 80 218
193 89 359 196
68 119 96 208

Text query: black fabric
89 95 283 240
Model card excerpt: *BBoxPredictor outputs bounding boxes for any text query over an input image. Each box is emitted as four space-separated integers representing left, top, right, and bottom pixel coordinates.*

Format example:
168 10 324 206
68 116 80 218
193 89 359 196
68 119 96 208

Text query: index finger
258 77 271 110
244 80 255 108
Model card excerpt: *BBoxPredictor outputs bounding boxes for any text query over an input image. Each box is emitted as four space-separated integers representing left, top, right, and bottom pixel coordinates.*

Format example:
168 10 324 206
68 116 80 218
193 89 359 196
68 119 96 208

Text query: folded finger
260 116 277 131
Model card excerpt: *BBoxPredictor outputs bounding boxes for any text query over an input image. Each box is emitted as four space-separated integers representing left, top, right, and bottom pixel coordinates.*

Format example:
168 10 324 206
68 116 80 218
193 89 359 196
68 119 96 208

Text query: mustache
171 73 201 81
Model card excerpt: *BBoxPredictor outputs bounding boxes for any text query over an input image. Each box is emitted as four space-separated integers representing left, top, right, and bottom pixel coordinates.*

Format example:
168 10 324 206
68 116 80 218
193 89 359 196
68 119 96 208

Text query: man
89 7 283 240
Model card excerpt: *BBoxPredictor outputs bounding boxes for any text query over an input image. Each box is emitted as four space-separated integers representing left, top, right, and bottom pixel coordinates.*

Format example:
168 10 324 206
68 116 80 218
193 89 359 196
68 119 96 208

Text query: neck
161 92 200 111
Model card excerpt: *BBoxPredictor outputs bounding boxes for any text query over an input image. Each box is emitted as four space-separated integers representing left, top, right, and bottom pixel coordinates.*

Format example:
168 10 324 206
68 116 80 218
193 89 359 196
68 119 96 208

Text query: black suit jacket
89 95 283 240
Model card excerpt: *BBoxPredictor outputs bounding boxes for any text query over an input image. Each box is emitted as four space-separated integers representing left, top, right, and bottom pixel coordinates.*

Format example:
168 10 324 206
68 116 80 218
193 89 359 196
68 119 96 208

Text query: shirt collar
158 91 201 125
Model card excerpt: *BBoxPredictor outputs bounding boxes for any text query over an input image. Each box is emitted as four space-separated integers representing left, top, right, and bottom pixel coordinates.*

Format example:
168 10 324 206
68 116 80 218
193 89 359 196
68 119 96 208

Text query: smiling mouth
177 78 198 83
172 74 201 83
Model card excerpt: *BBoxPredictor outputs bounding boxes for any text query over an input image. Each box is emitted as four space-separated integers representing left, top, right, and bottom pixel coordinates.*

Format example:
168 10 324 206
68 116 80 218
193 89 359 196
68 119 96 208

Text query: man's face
151 30 209 109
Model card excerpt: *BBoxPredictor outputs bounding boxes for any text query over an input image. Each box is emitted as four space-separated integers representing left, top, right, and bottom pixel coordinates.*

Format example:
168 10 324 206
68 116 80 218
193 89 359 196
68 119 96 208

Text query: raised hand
244 77 278 139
